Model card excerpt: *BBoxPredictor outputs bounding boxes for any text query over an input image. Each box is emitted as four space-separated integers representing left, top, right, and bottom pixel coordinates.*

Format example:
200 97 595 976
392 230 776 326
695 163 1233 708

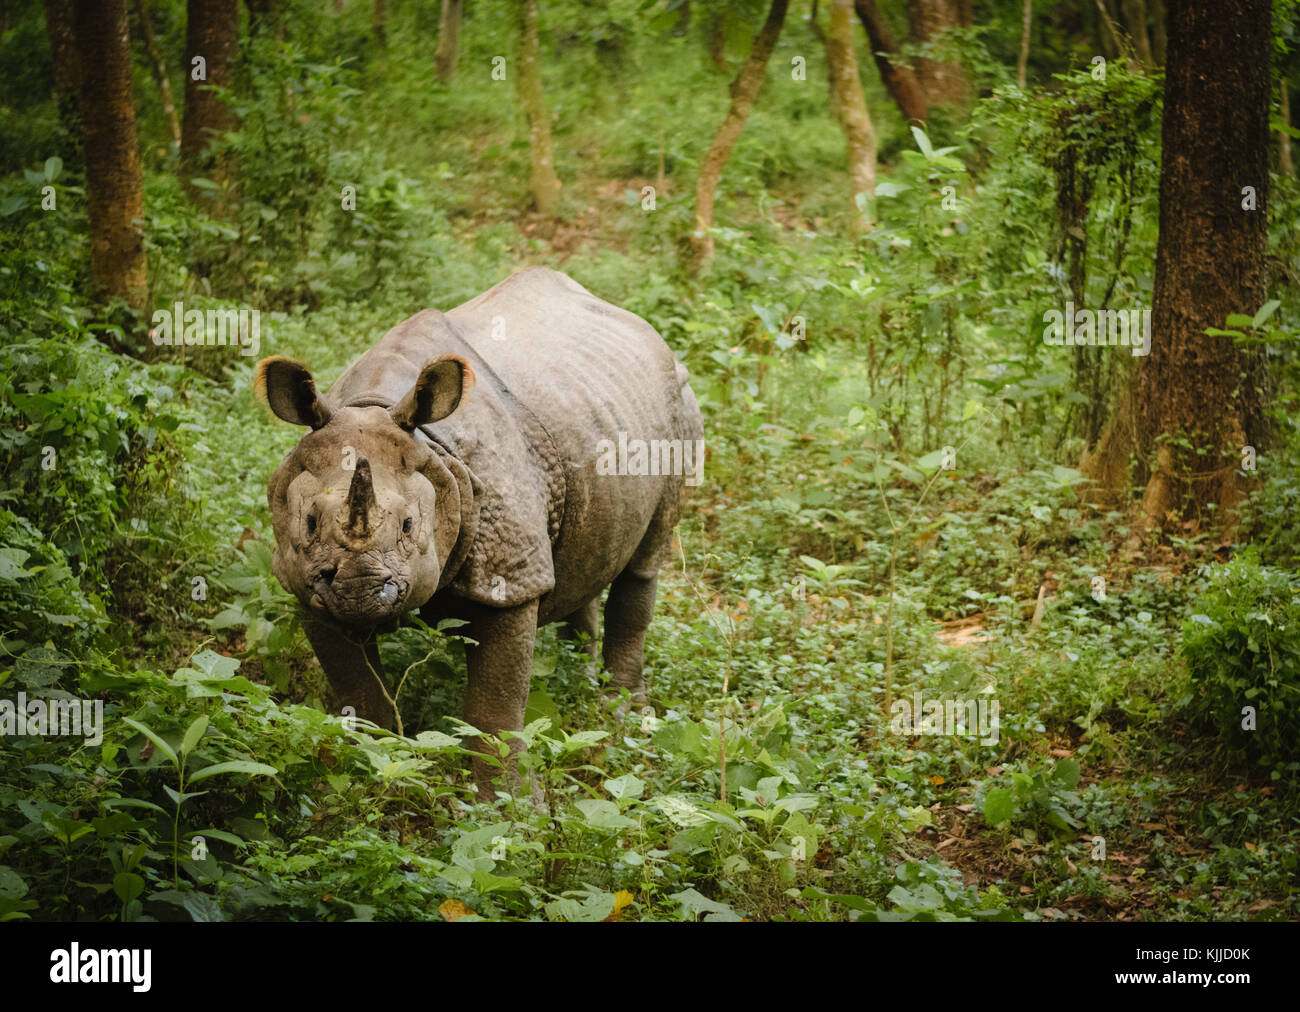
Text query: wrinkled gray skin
257 268 702 788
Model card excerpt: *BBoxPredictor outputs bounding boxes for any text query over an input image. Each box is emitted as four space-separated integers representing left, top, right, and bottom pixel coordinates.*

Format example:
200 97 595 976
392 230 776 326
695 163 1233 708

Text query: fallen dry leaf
439 899 475 922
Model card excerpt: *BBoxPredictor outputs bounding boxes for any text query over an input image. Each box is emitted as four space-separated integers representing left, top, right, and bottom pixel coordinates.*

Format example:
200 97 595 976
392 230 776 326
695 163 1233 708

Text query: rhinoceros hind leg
602 568 657 704
559 597 600 675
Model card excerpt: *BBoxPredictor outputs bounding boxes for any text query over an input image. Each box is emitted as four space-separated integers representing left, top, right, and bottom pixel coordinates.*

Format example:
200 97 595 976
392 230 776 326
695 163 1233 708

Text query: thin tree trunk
1017 0 1031 89
1149 0 1166 65
827 0 876 229
434 0 462 82
690 0 788 271
372 0 386 46
1085 0 1271 527
809 0 841 124
907 0 967 107
516 0 560 216
45 0 80 99
133 0 181 148
1121 0 1153 67
44 0 83 167
182 0 239 207
854 0 927 122
71 0 148 312
1095 0 1129 63
1281 80 1295 175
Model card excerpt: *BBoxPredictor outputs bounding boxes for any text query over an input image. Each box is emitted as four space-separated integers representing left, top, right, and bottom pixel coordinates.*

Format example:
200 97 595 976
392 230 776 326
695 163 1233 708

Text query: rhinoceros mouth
309 571 409 623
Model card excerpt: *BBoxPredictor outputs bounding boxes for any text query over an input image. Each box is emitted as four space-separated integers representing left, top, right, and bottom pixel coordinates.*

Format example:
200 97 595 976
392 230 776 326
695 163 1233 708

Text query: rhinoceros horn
346 456 377 537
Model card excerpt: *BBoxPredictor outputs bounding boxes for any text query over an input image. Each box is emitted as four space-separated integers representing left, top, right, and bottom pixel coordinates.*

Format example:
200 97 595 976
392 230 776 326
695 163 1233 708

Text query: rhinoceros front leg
461 598 540 791
301 613 396 730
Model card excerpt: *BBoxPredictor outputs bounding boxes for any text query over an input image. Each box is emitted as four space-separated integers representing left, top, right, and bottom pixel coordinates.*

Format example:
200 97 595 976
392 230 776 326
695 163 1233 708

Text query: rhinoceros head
256 355 475 625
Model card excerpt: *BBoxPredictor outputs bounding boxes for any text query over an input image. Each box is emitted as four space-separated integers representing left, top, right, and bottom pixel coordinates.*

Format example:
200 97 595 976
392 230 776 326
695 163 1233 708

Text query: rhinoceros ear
390 355 474 432
255 357 332 429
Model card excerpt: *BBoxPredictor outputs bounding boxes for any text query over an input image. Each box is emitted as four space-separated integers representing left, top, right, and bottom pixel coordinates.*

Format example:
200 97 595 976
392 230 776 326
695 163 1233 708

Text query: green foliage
1180 552 1300 774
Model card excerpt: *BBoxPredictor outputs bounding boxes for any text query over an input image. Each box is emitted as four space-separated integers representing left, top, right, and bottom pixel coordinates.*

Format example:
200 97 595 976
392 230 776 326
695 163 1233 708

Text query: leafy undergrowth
3 337 1297 921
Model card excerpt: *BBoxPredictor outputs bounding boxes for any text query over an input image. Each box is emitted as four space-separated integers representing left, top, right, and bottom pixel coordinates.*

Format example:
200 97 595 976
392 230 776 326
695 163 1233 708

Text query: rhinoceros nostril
319 566 337 585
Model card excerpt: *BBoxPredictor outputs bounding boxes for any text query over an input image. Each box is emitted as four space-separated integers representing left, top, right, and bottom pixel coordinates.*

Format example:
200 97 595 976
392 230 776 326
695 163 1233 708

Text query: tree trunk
1121 0 1153 67
1280 80 1295 175
372 0 386 46
854 0 927 122
1084 0 1271 528
907 0 967 107
1017 0 1031 89
690 0 788 272
133 0 181 148
827 0 876 228
181 0 239 206
515 0 560 216
70 0 148 312
434 0 462 82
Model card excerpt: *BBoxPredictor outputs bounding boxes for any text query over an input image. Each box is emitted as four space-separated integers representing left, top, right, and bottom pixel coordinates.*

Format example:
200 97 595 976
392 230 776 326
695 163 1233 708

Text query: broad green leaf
180 714 209 756
910 125 935 159
1252 299 1281 328
575 798 635 830
603 773 645 800
189 828 246 848
112 872 144 904
1052 758 1081 790
122 718 178 767
162 785 208 805
984 788 1014 826
187 760 279 784
0 866 28 899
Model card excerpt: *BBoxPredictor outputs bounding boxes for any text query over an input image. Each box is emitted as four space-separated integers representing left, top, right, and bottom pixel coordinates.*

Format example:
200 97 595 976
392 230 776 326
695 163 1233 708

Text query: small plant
123 707 278 885
982 758 1083 834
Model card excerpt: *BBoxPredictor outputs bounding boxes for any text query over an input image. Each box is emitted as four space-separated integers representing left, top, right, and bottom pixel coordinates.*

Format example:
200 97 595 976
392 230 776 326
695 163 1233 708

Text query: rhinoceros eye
402 516 412 534
306 513 317 535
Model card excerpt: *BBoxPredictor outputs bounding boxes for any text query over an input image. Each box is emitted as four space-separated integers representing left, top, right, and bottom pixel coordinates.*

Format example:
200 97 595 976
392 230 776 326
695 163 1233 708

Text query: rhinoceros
255 267 702 783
